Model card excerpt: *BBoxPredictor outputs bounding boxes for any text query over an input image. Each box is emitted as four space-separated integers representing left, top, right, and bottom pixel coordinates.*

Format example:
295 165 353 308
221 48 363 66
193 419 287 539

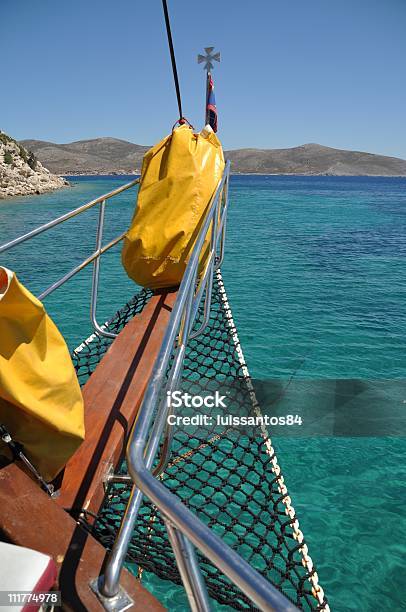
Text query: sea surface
1 175 405 611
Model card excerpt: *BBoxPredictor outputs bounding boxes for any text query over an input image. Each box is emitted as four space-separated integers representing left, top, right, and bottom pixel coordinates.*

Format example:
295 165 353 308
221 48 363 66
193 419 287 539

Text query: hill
226 143 406 176
20 138 406 176
20 137 149 175
1 131 67 198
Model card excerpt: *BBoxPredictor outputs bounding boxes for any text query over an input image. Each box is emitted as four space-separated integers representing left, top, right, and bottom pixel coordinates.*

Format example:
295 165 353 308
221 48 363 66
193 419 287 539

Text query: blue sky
1 0 405 157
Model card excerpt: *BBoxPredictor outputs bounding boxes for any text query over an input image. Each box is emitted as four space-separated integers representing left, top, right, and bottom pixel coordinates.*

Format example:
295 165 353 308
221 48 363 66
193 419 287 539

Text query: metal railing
0 167 297 611
99 162 298 612
0 178 140 338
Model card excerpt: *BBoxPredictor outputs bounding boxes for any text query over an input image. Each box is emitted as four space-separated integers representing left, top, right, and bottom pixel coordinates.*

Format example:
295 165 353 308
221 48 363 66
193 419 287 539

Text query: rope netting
72 272 328 611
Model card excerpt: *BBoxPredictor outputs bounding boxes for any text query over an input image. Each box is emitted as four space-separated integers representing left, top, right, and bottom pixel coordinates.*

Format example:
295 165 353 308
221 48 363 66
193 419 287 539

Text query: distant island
20 137 406 177
0 131 67 198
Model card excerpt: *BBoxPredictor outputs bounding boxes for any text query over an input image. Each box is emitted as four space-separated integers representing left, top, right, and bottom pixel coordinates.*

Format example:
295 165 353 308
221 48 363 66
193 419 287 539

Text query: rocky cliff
0 131 68 199
21 137 148 175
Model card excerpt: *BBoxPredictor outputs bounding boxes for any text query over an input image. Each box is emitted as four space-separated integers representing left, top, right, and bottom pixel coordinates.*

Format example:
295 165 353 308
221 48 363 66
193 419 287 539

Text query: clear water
1 175 405 611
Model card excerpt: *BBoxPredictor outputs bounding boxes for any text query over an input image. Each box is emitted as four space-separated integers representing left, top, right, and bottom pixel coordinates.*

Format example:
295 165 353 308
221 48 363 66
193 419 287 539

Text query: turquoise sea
1 175 405 611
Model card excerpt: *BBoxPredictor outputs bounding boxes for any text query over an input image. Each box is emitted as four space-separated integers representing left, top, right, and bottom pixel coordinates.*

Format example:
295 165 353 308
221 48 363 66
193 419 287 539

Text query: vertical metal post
91 200 117 339
101 346 187 600
216 172 229 269
189 189 219 340
101 484 144 598
165 520 211 612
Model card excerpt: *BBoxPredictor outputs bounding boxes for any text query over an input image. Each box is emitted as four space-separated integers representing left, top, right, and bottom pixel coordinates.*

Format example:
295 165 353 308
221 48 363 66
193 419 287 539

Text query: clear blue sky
1 0 405 157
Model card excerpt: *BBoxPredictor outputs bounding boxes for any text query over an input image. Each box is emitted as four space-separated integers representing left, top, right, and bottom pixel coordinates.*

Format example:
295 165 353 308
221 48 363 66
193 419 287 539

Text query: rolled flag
206 73 218 132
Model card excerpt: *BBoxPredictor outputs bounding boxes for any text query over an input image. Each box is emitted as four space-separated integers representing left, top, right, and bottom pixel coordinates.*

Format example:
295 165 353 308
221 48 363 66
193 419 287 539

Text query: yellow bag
0 267 85 481
122 124 225 289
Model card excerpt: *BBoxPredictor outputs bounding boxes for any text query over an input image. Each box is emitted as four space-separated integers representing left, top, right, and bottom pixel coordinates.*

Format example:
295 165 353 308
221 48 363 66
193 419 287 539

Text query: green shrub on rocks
27 151 37 170
4 151 13 165
0 132 13 146
19 145 28 163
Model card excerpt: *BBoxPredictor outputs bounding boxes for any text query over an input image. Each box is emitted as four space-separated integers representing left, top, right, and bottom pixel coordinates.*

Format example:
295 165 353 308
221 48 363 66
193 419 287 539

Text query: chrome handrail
100 162 298 611
0 178 140 338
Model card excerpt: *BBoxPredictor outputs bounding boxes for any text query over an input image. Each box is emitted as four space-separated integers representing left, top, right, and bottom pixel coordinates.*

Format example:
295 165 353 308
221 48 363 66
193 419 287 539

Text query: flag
206 73 218 132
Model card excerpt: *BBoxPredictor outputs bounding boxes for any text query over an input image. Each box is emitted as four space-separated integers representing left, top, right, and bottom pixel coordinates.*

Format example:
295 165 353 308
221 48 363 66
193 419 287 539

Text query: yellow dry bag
0 267 85 481
122 124 225 289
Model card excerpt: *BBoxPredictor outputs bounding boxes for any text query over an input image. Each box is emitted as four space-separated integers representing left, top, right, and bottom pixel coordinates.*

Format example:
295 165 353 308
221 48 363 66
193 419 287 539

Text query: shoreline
62 171 406 178
0 182 70 202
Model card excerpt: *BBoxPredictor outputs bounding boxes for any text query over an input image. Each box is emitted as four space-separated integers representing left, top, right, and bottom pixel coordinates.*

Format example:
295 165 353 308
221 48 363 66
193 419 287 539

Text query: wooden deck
57 289 177 516
0 288 178 610
0 463 164 611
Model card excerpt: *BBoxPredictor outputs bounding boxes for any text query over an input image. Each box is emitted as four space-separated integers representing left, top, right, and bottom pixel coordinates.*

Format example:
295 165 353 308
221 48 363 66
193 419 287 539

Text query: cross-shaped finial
197 47 220 72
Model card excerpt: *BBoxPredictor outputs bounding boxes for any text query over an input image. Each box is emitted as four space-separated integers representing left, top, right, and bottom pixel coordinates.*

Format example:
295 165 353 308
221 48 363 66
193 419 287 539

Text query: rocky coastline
0 131 68 199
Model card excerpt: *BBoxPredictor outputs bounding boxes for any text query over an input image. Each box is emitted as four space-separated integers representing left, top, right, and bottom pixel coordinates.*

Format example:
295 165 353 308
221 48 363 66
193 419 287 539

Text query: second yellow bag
122 124 225 289
0 267 85 482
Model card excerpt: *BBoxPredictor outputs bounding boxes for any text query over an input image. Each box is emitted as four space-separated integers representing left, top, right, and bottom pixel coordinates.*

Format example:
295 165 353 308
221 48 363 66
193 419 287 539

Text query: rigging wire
161 0 185 124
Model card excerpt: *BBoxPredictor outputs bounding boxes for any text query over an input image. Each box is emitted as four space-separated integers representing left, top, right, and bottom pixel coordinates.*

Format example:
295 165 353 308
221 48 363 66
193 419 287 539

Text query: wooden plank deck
0 463 165 611
57 289 177 517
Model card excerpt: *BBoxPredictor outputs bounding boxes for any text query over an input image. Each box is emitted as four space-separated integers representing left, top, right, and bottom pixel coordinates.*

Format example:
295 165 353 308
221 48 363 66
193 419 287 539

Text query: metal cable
161 0 184 122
